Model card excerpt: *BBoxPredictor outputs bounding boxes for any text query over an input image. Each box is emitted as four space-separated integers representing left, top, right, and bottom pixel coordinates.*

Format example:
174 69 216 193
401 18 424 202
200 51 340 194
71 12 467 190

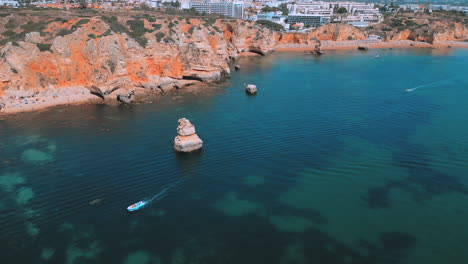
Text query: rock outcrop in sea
174 118 203 152
117 90 135 104
245 84 257 95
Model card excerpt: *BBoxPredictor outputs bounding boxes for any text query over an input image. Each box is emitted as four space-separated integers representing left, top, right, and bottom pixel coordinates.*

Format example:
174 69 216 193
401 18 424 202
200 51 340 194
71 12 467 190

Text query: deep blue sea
1 48 468 264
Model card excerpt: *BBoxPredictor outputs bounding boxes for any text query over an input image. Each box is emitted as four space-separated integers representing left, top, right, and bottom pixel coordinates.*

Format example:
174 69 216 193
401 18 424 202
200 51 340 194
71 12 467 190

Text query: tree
261 6 277 13
256 20 284 31
172 1 180 9
279 3 289 15
140 3 151 10
337 7 347 14
79 0 87 9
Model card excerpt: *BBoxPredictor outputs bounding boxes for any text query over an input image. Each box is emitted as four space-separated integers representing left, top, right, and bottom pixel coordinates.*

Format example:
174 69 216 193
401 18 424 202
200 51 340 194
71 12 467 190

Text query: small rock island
174 118 203 153
246 84 257 95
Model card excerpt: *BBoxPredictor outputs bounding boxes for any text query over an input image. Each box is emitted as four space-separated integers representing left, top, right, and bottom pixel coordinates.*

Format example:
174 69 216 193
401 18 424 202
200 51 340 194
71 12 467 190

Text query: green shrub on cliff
99 29 112 37
126 19 151 47
212 26 221 33
188 26 195 35
204 17 217 25
155 32 165 42
163 37 175 44
102 16 127 34
255 20 284 31
390 18 403 27
5 20 16 29
21 21 46 33
36 43 51 52
405 20 417 27
53 17 68 23
2 30 16 37
152 24 162 30
57 28 76 37
75 19 90 27
145 15 156 23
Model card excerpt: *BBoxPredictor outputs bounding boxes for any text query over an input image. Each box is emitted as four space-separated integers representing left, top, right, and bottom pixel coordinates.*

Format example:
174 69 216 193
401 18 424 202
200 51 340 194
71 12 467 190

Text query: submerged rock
311 44 322 55
245 84 257 95
174 118 202 152
117 90 135 104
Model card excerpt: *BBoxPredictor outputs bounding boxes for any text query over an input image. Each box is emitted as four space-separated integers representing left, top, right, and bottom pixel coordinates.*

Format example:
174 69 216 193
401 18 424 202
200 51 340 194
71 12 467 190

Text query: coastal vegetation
260 3 289 16
364 10 468 41
256 20 284 31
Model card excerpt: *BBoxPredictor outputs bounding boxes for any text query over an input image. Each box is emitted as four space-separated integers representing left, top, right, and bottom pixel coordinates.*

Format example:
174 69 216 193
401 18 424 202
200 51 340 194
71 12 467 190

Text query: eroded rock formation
174 118 203 152
117 90 135 104
0 16 277 98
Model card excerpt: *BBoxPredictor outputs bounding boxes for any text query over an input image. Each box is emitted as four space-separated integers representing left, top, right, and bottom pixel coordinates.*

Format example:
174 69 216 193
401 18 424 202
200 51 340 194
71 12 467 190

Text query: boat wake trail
144 178 184 204
405 77 460 92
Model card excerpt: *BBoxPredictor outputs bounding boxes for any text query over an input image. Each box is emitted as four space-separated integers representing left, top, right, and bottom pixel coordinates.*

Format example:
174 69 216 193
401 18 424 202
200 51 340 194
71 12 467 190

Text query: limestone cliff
0 10 467 103
387 22 468 43
367 12 468 43
275 24 366 45
0 15 276 97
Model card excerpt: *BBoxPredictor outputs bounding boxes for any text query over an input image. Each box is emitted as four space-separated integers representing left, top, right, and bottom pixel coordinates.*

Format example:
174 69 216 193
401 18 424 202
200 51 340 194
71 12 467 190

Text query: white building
287 1 382 27
287 2 333 27
189 1 244 19
0 0 19 6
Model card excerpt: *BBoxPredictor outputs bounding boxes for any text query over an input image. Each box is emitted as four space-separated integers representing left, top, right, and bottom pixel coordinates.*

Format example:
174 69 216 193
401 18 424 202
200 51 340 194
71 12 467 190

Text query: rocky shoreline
1 40 467 115
0 13 466 115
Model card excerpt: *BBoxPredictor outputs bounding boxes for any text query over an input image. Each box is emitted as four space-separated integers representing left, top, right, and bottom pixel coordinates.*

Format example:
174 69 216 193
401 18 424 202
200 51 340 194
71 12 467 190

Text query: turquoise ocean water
1 48 468 264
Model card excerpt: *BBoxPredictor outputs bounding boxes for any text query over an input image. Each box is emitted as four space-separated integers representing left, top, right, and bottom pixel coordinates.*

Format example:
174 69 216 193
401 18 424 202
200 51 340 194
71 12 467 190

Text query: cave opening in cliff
182 76 204 82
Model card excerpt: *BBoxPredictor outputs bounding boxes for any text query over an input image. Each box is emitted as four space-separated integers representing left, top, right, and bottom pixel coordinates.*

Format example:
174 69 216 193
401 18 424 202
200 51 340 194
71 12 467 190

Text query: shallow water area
1 48 468 264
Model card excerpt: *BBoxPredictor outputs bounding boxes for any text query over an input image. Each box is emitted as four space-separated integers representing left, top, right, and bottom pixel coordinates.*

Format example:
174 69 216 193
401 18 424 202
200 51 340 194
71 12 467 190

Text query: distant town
1 0 467 32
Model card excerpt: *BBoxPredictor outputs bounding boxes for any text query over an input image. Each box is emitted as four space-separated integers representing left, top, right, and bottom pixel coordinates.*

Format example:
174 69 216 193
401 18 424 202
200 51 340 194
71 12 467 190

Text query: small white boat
374 55 380 58
127 201 146 212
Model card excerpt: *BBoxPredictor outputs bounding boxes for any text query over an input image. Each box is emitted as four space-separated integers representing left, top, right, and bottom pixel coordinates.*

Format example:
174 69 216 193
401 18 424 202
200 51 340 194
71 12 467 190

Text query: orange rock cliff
0 17 277 96
0 14 466 100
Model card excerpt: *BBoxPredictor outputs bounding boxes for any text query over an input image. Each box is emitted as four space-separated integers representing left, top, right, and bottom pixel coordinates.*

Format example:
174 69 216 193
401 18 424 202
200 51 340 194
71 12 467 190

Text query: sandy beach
274 40 464 52
0 80 208 115
0 86 96 115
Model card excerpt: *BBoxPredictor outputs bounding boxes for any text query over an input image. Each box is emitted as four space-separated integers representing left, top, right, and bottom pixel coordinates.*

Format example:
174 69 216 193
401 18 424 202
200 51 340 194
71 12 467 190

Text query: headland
0 8 466 115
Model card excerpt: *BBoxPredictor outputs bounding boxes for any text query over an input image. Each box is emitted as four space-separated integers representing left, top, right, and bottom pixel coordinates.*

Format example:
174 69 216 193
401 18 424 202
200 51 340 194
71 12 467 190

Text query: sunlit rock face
0 17 277 97
174 118 203 152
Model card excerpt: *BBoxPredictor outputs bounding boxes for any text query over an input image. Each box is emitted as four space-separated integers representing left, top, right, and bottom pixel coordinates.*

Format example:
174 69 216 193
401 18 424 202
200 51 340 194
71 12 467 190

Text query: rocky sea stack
246 84 257 95
174 118 203 153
